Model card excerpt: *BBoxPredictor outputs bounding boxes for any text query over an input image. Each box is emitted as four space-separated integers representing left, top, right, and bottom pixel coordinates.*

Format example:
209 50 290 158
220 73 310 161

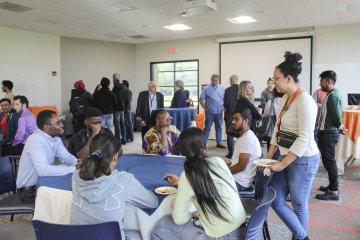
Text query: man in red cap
69 80 92 134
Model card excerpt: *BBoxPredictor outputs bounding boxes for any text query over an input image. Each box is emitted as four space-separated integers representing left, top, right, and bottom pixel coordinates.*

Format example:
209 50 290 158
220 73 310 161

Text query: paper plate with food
155 186 177 195
253 159 278 167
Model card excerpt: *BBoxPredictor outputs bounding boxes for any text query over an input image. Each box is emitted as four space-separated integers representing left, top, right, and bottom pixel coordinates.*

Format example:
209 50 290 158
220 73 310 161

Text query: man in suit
223 74 239 158
136 81 164 138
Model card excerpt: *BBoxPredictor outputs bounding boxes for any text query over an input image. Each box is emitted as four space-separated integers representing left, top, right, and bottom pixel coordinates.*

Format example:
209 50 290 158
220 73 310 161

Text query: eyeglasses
272 76 283 81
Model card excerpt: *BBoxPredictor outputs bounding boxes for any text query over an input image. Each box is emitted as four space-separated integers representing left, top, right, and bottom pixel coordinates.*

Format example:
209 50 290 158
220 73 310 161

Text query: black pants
17 186 36 204
73 115 85 134
318 131 340 191
141 124 150 140
1 144 24 156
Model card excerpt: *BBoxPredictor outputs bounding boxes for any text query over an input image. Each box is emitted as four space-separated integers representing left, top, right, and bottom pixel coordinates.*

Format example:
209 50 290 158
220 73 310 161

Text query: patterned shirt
142 127 179 155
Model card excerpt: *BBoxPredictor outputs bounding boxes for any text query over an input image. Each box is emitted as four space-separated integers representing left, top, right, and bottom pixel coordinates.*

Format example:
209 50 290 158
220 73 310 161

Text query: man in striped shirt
315 70 347 201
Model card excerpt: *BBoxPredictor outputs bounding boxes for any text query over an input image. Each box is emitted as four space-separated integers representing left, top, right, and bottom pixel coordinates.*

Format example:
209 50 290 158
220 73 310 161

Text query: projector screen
220 37 313 98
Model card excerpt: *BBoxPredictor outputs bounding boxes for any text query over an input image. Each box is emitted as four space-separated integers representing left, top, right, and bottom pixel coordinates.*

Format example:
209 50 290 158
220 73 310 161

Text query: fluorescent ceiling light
163 24 192 31
226 16 257 24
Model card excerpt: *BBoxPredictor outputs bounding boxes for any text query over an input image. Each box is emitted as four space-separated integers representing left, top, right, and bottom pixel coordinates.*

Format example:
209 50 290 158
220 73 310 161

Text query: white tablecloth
335 135 360 175
33 186 177 240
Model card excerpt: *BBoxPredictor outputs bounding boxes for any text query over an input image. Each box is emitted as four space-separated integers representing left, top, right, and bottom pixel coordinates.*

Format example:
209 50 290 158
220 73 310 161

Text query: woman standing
152 127 246 239
267 52 320 240
236 80 262 131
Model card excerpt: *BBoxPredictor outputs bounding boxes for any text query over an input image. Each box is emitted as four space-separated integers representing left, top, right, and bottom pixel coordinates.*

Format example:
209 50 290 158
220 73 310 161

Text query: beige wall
0 26 61 109
60 37 135 113
1 23 360 115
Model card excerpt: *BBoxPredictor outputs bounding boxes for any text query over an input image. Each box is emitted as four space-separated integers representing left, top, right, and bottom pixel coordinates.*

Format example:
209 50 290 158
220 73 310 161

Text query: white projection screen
220 37 313 99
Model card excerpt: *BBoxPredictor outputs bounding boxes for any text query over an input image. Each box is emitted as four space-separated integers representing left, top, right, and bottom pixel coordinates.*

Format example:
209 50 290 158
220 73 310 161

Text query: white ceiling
0 0 360 44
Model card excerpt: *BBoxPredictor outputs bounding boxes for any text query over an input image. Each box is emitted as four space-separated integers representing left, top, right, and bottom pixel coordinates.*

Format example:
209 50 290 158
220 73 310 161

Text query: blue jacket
171 89 187 108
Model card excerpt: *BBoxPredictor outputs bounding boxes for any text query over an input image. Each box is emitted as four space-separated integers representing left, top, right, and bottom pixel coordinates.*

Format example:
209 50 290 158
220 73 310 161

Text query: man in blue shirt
16 110 78 203
200 74 226 148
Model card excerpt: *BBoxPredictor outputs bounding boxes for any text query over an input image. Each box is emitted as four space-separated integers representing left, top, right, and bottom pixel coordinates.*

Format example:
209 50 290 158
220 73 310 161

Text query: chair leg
264 221 271 240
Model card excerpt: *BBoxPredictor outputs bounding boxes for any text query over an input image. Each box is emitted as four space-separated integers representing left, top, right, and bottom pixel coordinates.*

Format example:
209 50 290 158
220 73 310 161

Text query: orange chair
196 112 205 130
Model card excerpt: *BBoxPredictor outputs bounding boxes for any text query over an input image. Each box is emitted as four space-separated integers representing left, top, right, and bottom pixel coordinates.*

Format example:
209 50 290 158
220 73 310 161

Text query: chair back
254 169 274 201
32 220 121 240
244 187 276 240
0 156 16 195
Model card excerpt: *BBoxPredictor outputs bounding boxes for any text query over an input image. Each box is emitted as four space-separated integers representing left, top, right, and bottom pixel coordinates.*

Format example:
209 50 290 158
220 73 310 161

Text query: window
151 60 199 111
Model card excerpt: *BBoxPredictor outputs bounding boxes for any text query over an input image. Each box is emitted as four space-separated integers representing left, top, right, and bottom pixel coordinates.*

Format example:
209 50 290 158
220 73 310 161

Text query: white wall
135 23 360 109
134 37 219 108
0 26 61 110
313 24 360 107
60 37 135 113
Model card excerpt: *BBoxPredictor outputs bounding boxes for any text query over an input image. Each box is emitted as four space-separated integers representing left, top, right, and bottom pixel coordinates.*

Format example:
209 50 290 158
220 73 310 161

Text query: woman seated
142 109 179 155
70 133 158 239
152 127 246 239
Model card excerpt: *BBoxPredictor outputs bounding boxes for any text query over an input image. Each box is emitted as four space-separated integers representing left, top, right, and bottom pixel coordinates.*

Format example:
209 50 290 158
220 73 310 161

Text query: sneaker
315 190 339 201
121 140 126 145
225 154 232 159
216 144 226 149
318 185 329 192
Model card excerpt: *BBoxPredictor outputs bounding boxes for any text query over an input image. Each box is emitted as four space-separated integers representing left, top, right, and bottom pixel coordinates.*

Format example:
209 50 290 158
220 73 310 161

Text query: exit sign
169 47 177 54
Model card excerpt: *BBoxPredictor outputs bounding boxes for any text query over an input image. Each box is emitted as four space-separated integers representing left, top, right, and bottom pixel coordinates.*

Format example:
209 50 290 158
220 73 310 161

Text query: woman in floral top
142 109 179 155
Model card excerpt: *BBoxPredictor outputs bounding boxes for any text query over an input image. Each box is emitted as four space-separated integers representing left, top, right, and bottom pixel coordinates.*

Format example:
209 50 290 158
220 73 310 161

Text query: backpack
69 91 90 116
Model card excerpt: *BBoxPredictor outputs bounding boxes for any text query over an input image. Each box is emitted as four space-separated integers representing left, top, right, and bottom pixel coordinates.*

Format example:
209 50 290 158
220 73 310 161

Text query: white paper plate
155 186 177 195
253 159 278 167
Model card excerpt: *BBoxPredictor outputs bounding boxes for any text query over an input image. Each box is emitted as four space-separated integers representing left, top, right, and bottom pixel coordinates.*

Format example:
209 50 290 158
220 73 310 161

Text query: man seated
0 98 20 145
68 107 113 159
1 95 38 156
142 109 179 155
16 110 78 203
228 108 262 191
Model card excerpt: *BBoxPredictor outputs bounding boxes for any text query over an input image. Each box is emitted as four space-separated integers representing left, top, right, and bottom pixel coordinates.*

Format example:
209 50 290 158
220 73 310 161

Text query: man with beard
228 108 262 191
16 110 78 203
315 70 347 201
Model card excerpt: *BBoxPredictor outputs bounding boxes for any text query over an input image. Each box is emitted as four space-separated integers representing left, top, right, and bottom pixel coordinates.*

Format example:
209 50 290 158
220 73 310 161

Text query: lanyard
149 93 156 108
277 87 301 130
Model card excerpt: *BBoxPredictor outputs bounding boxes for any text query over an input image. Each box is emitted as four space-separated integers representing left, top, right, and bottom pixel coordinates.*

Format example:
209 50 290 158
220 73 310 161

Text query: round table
335 110 360 175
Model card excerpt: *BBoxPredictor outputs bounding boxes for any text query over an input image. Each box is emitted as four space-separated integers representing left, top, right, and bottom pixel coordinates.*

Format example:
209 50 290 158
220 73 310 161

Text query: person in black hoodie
69 80 92 134
93 77 116 133
112 73 126 145
235 80 262 132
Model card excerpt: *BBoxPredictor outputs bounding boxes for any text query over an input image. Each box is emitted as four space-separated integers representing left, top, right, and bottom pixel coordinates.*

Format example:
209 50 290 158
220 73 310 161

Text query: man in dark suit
223 74 239 159
136 81 164 138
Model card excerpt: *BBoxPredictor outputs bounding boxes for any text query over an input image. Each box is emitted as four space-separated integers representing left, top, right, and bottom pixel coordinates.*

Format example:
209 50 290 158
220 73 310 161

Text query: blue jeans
270 154 320 240
203 113 223 144
125 111 134 141
152 215 243 240
101 114 114 133
113 111 126 141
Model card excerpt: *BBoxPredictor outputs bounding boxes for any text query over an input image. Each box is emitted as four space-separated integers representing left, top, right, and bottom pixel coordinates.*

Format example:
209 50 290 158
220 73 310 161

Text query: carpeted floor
1 132 360 240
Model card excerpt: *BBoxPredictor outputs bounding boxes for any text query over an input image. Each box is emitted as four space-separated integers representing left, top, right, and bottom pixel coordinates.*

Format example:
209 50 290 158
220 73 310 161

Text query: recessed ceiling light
163 24 192 31
226 16 257 24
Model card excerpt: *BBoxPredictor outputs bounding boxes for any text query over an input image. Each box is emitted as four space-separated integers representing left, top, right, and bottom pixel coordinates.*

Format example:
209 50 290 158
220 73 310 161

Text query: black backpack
70 91 89 116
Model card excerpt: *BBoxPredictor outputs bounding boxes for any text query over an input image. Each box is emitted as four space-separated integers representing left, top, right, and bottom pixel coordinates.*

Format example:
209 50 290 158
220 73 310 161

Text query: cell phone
192 218 203 228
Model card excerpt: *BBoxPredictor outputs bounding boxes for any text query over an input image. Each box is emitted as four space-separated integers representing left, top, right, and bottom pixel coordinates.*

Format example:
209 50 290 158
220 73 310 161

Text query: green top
317 88 343 131
172 157 246 238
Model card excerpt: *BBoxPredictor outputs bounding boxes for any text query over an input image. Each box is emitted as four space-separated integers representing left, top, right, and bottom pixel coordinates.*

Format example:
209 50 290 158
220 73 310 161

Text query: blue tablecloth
164 108 195 131
37 154 185 215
